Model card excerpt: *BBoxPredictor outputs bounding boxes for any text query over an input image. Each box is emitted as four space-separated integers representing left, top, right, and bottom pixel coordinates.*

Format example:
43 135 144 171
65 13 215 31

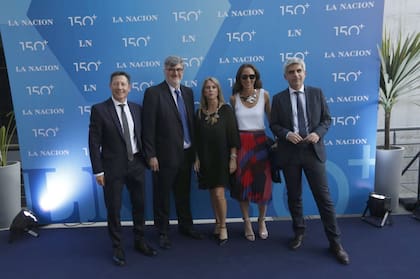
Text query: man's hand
96 174 105 186
149 157 159 171
287 132 304 144
287 132 319 144
304 132 320 144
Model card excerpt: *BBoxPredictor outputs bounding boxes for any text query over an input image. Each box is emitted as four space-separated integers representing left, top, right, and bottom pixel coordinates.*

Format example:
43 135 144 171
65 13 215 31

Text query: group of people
88 56 350 267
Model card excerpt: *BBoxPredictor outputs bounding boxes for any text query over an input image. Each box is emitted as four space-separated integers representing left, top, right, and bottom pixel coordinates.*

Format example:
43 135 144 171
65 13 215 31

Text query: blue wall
0 0 384 224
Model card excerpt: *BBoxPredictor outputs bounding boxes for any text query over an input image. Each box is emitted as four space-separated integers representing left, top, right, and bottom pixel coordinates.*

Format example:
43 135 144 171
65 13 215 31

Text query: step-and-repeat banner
0 0 384 224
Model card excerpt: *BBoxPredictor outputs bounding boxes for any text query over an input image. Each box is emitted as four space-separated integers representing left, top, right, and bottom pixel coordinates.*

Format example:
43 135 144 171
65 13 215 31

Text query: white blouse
234 88 266 131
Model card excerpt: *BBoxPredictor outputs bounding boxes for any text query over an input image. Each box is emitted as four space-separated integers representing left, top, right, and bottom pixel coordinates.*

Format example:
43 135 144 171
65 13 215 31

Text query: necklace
240 92 257 104
203 104 221 125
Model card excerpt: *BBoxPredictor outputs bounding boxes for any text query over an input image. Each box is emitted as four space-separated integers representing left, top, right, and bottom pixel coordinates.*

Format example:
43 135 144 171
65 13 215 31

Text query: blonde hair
198 77 225 123
199 77 224 109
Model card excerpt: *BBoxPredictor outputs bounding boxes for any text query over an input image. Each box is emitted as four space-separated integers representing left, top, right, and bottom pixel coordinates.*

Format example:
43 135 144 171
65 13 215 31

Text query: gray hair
164 56 184 68
283 57 306 74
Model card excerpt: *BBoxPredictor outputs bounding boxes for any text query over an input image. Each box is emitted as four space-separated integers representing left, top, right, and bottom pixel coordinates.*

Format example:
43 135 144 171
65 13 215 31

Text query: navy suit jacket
89 98 144 178
270 86 331 167
142 81 195 168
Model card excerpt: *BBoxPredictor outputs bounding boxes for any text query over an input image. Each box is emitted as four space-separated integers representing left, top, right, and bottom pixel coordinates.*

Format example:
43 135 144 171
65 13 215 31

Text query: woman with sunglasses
229 64 272 241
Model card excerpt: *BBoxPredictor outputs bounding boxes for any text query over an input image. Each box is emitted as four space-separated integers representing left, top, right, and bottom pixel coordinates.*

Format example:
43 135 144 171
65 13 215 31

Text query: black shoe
329 243 350 265
112 247 126 266
159 234 171 249
134 239 157 256
218 238 228 246
288 234 304 250
212 224 220 240
218 226 228 246
179 228 205 240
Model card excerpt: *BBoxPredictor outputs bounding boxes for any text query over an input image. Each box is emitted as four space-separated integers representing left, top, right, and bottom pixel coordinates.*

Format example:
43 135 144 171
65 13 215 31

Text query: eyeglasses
241 74 256 80
166 67 184 73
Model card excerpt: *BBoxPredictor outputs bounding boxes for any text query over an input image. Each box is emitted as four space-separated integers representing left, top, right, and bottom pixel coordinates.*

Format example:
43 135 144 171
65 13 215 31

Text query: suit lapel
128 102 143 150
303 87 312 130
161 82 181 120
180 85 193 122
282 90 294 129
128 102 139 134
106 98 124 139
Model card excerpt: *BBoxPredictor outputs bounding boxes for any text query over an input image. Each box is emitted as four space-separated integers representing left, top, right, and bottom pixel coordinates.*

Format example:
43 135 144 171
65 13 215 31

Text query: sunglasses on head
241 74 256 80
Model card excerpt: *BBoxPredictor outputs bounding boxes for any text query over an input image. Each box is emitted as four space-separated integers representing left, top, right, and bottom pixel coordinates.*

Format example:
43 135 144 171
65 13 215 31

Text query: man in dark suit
142 56 203 249
270 58 350 265
89 71 157 266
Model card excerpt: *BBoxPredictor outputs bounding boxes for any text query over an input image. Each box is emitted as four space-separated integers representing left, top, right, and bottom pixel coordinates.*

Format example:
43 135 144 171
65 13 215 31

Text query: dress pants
153 148 194 234
282 144 341 245
103 155 146 248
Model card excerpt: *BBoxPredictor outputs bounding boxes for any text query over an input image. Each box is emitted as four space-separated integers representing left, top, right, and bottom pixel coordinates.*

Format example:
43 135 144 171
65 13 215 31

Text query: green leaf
379 31 420 149
0 111 16 166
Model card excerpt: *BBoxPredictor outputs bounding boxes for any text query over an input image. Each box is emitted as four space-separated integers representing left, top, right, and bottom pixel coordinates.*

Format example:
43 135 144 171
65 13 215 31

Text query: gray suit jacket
270 86 331 167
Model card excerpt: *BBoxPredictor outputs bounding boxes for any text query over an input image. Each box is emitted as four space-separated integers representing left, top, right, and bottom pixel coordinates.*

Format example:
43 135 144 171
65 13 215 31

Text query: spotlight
361 192 392 228
8 209 40 243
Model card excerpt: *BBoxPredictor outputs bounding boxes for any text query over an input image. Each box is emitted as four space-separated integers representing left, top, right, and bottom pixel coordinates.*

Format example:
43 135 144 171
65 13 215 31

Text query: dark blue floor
1 215 419 279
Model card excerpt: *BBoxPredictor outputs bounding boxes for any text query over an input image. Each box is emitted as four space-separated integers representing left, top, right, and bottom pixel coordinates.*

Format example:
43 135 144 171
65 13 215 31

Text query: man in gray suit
142 56 203 249
270 58 350 265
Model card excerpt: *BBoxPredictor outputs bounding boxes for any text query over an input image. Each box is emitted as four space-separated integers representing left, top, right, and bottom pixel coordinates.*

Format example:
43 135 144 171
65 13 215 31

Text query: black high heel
213 223 220 239
218 226 228 246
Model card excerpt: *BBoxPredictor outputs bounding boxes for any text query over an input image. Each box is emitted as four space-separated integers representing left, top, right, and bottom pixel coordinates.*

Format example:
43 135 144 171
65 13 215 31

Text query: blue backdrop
0 0 384 224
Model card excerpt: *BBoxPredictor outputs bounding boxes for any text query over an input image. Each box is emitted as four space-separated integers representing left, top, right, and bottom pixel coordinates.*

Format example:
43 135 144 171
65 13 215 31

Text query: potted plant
1 111 16 166
374 31 420 211
0 111 21 229
378 31 420 149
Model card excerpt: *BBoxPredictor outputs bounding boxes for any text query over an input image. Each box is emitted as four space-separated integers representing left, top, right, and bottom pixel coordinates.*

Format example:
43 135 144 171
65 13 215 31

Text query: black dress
195 104 240 189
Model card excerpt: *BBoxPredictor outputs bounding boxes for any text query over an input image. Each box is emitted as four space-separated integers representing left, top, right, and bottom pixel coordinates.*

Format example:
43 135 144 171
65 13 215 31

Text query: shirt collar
166 81 180 93
288 86 305 94
111 96 127 106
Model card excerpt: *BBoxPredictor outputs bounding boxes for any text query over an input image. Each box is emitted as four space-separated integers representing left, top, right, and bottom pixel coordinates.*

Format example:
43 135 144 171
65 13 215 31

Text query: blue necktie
119 104 134 161
295 91 307 138
175 89 191 145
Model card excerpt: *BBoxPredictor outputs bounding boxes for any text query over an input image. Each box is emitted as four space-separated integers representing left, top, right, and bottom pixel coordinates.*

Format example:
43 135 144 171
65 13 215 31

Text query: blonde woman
194 77 240 246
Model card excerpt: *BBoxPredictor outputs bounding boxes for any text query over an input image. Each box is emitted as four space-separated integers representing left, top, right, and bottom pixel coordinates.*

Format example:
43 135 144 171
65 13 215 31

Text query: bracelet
230 154 237 158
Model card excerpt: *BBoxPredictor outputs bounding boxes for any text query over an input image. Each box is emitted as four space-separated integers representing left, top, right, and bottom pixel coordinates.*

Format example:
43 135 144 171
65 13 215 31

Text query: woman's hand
193 158 200 173
229 158 237 174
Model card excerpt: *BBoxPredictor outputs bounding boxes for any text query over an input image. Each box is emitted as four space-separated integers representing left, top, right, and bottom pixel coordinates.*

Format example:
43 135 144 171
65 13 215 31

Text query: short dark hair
110 71 131 84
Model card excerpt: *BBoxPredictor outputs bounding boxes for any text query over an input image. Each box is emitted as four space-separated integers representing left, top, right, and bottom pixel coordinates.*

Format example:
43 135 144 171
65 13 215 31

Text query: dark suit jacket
89 98 144 179
270 86 331 167
142 81 195 168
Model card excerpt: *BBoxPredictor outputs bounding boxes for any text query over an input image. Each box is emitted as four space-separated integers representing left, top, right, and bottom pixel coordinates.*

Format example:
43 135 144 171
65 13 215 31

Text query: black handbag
266 137 282 183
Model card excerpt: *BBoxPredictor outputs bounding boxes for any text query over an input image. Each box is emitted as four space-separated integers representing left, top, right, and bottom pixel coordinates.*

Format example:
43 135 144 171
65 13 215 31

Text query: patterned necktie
294 91 307 138
175 89 191 145
119 104 134 161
